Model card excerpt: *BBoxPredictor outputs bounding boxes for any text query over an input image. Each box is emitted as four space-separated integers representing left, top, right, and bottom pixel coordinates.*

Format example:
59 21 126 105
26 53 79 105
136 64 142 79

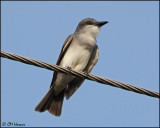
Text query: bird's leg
66 66 72 71
83 71 89 76
64 66 72 76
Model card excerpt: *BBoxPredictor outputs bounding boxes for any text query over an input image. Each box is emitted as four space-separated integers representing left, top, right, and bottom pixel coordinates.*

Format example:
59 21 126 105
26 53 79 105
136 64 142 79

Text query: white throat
74 25 100 47
82 25 100 39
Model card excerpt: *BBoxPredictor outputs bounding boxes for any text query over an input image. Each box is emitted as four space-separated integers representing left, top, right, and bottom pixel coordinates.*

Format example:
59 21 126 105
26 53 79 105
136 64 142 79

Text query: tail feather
47 89 65 116
35 86 54 112
35 85 65 116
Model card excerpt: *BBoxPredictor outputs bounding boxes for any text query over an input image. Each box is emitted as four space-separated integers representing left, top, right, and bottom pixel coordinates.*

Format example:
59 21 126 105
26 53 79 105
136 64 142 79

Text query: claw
64 66 72 76
66 66 72 70
83 71 89 76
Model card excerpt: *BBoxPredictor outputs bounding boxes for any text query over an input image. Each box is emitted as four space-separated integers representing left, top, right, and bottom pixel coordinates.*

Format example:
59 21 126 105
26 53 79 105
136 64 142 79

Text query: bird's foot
64 66 72 76
66 66 72 71
83 71 89 76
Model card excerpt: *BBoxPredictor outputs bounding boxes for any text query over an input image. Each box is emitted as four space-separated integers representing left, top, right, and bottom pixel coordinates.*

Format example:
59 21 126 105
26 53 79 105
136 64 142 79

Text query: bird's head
75 18 108 38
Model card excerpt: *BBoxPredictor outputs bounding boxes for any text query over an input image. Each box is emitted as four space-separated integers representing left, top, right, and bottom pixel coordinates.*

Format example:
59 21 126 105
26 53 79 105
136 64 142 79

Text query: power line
1 51 159 98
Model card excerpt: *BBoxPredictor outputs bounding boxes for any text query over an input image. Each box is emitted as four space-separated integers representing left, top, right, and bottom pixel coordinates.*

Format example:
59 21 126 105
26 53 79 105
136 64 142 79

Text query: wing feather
50 34 73 87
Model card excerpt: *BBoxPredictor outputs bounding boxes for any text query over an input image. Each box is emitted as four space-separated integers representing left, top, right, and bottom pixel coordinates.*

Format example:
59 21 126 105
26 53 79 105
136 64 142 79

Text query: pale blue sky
1 1 159 127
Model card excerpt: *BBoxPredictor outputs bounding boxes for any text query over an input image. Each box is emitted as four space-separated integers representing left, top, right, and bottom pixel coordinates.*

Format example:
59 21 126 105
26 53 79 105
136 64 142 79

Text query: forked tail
35 86 65 116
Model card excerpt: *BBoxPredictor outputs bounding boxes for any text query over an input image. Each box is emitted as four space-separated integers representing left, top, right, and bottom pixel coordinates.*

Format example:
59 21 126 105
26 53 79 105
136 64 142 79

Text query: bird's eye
87 21 91 24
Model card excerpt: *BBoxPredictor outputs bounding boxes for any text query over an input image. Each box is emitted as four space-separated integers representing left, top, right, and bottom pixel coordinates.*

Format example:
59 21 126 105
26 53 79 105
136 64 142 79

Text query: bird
35 18 108 116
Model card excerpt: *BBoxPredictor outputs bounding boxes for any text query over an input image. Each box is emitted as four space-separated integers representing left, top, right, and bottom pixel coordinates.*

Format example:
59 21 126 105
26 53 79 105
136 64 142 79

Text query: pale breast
77 33 97 48
60 37 96 71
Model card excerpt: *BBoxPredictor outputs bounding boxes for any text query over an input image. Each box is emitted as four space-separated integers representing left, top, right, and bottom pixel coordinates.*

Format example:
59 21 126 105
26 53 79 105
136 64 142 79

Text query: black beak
96 21 108 27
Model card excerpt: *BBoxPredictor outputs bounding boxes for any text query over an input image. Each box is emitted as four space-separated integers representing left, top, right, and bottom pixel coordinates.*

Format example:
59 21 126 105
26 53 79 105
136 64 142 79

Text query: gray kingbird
35 18 108 116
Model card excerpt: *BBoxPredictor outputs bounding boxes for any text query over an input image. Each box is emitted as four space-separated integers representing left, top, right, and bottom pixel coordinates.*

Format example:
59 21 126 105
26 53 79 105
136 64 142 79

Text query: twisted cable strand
1 51 159 98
